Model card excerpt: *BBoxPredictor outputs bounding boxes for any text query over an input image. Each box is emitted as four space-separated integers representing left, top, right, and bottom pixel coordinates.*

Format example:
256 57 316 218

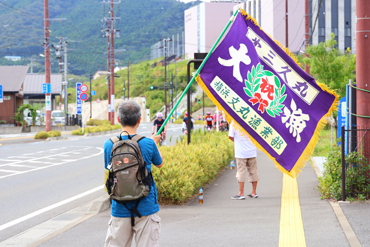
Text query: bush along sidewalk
72 124 121 135
34 131 61 139
318 146 370 201
152 129 234 204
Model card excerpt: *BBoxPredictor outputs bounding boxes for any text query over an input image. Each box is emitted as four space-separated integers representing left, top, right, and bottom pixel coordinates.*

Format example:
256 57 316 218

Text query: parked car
24 110 43 126
52 110 65 126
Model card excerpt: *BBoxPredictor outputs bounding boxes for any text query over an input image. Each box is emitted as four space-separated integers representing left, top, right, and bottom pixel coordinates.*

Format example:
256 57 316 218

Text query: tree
303 33 356 98
303 33 356 139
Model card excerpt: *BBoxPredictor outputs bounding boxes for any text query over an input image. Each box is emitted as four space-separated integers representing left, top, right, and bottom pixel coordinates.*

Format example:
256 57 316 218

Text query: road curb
84 129 121 137
310 157 323 178
45 136 68 142
330 201 362 247
311 158 362 246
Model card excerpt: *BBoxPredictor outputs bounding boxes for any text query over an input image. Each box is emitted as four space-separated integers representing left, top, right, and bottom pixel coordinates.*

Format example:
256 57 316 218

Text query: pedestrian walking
104 100 163 247
228 123 259 200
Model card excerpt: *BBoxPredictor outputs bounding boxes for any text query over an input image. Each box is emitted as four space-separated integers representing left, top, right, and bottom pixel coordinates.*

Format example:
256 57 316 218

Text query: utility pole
161 37 172 119
110 0 115 125
164 38 167 119
356 0 370 159
304 0 310 74
107 19 111 123
127 60 129 99
63 39 68 130
285 0 288 48
101 1 120 123
59 38 63 110
44 0 51 132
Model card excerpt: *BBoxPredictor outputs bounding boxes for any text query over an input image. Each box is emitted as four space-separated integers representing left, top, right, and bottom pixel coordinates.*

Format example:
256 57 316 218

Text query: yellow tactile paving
279 174 306 247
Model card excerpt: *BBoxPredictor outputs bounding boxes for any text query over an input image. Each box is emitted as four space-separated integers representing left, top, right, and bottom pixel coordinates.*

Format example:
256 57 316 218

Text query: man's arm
229 136 234 142
151 134 163 168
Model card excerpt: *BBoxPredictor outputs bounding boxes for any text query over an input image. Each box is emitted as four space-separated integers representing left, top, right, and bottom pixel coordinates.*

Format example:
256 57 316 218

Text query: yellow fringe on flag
195 8 339 178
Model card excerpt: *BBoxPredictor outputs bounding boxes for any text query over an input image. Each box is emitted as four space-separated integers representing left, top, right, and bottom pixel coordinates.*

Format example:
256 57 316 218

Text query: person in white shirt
229 123 259 200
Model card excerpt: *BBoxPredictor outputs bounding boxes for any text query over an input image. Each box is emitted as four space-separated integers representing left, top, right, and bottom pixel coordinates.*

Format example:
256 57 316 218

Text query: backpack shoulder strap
131 135 145 143
110 136 120 144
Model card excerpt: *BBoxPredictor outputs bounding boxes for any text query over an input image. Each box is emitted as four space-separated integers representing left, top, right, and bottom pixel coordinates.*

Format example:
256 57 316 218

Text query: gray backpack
105 132 152 226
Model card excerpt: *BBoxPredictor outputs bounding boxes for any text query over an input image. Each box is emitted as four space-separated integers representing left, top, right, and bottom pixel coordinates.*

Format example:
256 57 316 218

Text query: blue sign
76 82 82 114
0 85 3 103
42 83 52 94
91 90 96 96
338 97 346 140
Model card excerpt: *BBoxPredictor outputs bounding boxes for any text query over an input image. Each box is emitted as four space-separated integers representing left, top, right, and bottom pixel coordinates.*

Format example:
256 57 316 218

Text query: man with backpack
104 100 163 247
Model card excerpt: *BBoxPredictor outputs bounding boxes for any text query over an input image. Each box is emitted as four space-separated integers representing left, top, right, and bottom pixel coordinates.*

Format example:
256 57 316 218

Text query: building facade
184 2 236 59
309 0 356 53
185 0 355 57
233 0 305 53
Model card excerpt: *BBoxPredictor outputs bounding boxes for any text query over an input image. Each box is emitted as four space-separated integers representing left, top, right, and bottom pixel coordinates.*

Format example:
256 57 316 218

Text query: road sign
80 92 89 101
0 85 3 103
96 98 101 103
80 84 88 92
45 95 51 111
42 83 52 94
91 90 96 96
76 82 82 114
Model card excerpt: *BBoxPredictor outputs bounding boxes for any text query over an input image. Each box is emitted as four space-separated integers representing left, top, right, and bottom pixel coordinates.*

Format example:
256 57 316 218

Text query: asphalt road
0 123 191 242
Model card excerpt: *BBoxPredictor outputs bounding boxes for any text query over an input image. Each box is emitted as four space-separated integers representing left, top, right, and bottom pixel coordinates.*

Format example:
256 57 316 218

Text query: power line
0 1 42 19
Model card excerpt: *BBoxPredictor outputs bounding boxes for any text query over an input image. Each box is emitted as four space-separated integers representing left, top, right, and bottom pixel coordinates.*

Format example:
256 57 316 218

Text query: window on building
345 28 351 37
230 10 233 17
248 1 251 15
331 27 338 36
259 0 261 26
319 28 325 37
253 0 256 18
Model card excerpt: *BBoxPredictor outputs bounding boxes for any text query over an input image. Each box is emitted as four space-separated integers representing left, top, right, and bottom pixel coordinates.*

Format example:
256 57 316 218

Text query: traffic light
198 100 201 104
150 86 158 90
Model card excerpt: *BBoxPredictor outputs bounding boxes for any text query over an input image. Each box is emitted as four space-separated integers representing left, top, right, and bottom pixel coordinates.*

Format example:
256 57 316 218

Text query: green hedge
153 129 233 204
34 131 61 139
86 119 111 126
72 124 121 135
318 147 370 201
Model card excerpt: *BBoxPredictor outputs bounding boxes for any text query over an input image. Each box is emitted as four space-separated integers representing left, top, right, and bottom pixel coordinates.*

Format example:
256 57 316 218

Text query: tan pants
236 157 259 183
104 213 161 247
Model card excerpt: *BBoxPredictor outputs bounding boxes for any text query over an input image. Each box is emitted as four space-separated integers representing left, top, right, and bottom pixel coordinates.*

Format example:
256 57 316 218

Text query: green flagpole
156 9 239 135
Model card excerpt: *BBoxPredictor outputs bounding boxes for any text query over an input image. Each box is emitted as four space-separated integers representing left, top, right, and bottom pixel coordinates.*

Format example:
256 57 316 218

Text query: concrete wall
0 127 23 135
65 97 149 125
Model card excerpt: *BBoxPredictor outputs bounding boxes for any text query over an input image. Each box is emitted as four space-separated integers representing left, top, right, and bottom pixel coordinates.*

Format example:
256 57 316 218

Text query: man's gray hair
117 100 141 127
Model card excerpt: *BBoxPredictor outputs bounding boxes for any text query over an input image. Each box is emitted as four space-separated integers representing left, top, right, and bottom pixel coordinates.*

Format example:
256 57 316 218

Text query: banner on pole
195 10 338 178
76 83 82 114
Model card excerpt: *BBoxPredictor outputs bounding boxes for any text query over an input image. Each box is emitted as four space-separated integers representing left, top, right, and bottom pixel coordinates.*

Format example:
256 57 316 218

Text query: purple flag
196 10 338 177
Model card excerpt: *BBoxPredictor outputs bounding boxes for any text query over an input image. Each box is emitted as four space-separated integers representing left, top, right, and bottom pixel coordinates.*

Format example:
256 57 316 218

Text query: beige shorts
236 157 259 183
104 213 161 247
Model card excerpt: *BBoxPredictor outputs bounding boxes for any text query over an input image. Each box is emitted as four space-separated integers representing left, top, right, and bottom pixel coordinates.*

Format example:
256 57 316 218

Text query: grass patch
72 124 121 135
312 129 332 156
153 129 233 204
34 131 61 139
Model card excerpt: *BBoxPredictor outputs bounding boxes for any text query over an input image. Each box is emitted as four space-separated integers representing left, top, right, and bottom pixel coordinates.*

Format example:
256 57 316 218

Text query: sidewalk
37 150 364 247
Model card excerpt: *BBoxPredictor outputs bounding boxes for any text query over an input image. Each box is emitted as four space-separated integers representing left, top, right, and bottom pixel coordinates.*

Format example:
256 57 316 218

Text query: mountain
0 0 194 75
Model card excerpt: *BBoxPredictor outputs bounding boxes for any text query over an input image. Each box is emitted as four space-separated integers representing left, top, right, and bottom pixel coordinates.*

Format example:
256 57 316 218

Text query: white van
52 110 65 126
24 110 43 126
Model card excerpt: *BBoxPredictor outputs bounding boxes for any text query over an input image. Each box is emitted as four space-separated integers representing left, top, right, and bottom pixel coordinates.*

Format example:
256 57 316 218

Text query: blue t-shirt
104 135 162 218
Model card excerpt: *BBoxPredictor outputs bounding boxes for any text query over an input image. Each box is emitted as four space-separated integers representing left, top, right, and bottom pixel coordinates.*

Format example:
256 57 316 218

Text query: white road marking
0 169 19 173
0 146 103 180
0 185 104 231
